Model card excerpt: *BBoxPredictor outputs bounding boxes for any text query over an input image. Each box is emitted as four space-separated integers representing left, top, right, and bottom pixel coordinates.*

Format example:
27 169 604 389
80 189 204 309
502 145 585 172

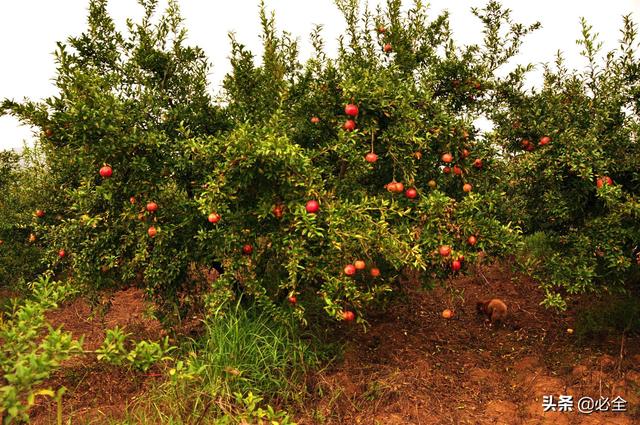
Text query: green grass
189 302 318 401
117 300 322 424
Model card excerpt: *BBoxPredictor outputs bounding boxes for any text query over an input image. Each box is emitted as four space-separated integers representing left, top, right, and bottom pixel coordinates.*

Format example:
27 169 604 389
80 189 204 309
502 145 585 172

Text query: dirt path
301 264 640 424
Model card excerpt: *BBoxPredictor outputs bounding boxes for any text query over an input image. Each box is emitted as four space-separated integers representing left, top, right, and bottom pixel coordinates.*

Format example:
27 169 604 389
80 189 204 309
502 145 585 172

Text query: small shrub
0 275 82 423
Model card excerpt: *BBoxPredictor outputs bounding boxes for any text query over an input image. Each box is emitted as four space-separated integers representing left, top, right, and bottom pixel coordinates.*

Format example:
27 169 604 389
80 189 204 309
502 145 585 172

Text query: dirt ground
300 263 640 425
27 263 640 424
29 288 164 424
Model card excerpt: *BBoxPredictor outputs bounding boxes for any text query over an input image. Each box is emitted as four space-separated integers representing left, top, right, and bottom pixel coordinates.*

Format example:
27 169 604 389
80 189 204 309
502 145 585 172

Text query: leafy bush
0 275 82 423
0 148 49 290
178 0 529 321
1 0 228 321
490 16 640 308
0 274 185 423
2 0 640 422
1 0 533 323
96 326 175 371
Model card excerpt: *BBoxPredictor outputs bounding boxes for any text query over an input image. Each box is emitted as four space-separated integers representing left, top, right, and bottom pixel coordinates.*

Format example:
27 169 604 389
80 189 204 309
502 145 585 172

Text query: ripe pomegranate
462 149 470 158
468 235 477 246
596 176 613 188
146 202 158 213
310 116 320 124
394 182 404 193
288 296 297 304
365 152 378 163
539 136 551 146
242 244 253 255
442 309 454 319
405 188 417 199
451 260 462 271
441 153 453 163
354 260 366 270
208 213 221 223
58 249 66 258
377 25 386 34
344 264 356 276
99 165 113 178
306 200 320 214
345 104 359 117
342 310 355 321
129 196 136 204
44 128 53 138
383 43 392 53
453 165 462 176
370 267 381 277
439 245 451 257
148 226 157 238
443 166 451 174
463 183 472 192
35 209 45 218
272 205 283 219
343 119 356 131
473 159 483 169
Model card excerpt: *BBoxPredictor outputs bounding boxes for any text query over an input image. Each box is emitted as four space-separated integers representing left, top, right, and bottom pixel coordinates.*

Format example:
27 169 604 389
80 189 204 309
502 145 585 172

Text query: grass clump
121 301 321 424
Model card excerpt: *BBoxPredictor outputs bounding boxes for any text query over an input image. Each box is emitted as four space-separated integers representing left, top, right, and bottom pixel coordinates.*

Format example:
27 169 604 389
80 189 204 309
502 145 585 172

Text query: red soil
25 264 640 424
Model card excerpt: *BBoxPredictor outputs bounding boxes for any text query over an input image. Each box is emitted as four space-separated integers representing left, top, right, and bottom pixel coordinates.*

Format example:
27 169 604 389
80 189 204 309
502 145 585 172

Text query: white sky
1 0 639 151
